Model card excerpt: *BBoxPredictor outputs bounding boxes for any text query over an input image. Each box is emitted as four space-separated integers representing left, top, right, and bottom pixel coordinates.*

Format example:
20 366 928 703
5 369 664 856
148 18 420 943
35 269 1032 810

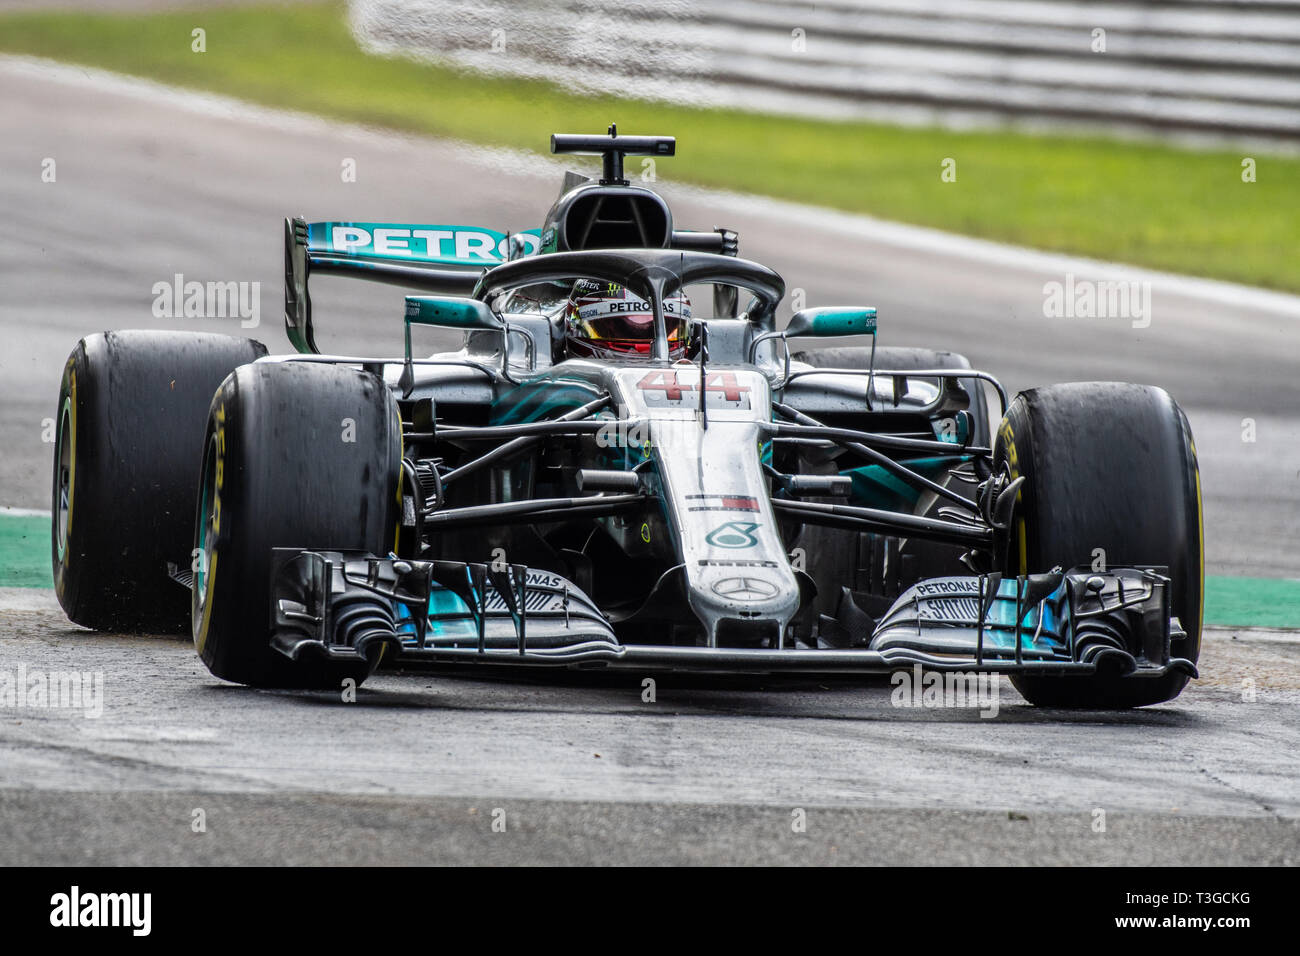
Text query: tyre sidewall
995 383 1203 707
194 363 401 688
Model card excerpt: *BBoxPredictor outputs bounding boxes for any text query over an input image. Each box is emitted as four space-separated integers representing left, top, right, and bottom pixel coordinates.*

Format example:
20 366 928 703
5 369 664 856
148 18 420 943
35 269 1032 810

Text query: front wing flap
269 549 623 667
869 566 1197 678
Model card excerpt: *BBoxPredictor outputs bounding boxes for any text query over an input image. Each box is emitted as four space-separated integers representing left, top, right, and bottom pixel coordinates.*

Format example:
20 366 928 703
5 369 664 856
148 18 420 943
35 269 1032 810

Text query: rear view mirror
404 296 503 331
401 296 504 397
784 306 877 338
748 305 878 372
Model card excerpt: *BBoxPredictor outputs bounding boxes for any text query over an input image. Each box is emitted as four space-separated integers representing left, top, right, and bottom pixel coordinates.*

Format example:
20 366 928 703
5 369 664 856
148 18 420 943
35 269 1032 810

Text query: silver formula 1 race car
51 129 1203 708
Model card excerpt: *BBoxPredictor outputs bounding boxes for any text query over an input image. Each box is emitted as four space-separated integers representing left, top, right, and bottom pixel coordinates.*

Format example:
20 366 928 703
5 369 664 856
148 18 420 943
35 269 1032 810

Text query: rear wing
283 218 542 353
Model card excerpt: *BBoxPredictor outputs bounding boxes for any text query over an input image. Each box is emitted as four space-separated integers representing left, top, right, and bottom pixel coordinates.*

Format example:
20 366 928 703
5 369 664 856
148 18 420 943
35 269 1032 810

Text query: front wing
267 549 1197 682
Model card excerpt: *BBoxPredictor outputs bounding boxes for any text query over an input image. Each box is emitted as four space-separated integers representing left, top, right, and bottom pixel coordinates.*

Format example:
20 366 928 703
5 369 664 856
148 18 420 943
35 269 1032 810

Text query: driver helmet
565 280 691 360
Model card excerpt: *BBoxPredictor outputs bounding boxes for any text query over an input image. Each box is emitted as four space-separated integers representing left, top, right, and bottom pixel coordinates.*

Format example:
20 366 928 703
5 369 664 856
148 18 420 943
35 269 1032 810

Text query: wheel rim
54 398 73 562
194 433 218 617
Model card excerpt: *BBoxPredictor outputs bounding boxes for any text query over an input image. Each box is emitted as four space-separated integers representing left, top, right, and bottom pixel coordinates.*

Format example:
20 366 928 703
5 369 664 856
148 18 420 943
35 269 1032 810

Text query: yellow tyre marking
394 407 403 554
195 552 217 655
66 368 77 545
997 416 1027 572
1190 436 1205 627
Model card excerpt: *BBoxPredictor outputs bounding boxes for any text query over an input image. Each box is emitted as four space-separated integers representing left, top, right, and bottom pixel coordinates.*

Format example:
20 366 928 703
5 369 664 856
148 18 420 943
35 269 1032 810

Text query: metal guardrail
350 0 1300 142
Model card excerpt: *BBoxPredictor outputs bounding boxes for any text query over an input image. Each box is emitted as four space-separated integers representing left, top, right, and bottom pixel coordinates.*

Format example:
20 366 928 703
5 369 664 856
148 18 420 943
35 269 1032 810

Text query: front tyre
193 362 402 688
994 383 1203 708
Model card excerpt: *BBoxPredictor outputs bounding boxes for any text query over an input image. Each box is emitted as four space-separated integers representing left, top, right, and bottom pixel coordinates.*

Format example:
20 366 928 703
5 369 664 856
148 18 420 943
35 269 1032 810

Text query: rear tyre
993 383 1203 708
193 362 402 689
790 346 990 624
52 331 267 632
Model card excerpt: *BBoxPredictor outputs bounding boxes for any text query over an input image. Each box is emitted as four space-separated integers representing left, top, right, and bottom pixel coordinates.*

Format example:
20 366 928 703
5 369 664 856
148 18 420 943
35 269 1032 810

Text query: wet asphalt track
0 57 1297 864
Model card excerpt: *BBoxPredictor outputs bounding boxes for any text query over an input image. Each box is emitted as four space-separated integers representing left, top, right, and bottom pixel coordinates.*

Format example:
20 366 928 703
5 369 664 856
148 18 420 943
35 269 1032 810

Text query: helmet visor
569 286 691 353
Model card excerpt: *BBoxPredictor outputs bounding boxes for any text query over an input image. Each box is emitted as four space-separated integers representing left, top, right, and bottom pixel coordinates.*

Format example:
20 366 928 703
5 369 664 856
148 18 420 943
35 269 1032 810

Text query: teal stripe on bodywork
491 379 604 425
396 587 479 641
841 455 968 512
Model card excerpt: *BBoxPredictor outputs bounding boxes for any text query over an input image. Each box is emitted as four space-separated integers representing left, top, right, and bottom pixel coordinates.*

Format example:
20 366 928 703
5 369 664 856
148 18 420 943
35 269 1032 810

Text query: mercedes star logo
712 576 779 602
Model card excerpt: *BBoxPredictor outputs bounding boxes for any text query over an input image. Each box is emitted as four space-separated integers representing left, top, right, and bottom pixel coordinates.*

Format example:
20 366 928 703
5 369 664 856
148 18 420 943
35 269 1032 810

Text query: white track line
0 587 59 612
0 506 52 519
5 52 1300 321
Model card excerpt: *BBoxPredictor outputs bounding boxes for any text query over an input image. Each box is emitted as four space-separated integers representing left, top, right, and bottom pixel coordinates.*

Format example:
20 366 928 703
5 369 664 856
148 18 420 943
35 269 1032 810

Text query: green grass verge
1203 576 1300 630
2 2 1298 291
2 515 1297 628
0 515 51 589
